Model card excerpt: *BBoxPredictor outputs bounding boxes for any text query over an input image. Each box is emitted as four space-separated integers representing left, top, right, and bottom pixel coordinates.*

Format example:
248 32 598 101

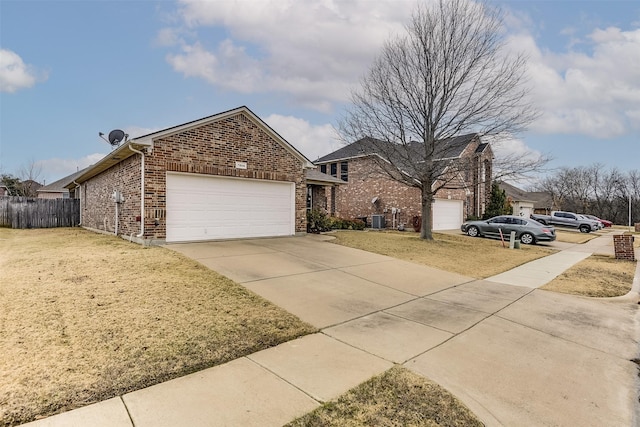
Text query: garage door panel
166 173 294 242
432 199 463 230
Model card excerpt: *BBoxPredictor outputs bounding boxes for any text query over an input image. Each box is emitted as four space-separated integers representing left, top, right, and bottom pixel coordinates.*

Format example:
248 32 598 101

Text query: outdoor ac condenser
372 214 385 229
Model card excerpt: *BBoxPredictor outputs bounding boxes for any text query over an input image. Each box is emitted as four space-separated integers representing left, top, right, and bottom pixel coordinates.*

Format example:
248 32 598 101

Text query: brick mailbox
613 234 635 261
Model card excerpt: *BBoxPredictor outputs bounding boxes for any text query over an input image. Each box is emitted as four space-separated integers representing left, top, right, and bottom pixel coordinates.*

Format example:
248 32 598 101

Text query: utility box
372 214 385 229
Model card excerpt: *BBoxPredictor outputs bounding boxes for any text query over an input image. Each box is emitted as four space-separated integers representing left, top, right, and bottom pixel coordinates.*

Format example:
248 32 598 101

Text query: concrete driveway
168 234 640 426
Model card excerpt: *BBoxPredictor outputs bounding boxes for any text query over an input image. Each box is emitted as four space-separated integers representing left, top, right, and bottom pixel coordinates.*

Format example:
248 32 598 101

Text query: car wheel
467 226 480 237
520 233 535 245
579 225 590 233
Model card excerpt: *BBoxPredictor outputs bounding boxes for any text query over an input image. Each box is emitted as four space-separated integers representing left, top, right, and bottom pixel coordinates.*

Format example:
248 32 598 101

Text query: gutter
128 145 145 238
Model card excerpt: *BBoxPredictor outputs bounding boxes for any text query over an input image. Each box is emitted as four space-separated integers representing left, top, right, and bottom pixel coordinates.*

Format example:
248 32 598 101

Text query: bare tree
535 164 639 225
340 0 542 239
17 158 43 197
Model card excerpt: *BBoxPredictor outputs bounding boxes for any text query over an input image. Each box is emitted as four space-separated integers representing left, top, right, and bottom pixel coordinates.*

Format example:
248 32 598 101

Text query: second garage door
166 173 295 242
432 199 464 230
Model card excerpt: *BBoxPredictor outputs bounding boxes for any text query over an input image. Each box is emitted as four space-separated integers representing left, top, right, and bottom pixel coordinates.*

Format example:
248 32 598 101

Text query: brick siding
82 112 306 242
81 155 141 236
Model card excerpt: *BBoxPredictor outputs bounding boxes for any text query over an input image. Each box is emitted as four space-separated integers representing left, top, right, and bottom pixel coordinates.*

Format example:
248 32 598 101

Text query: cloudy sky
1 0 639 185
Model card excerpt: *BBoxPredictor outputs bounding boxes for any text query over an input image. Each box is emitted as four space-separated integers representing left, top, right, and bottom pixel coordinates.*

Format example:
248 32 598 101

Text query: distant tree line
534 164 639 225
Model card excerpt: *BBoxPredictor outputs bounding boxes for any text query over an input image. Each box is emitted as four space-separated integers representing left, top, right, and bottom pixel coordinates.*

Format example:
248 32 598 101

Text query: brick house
498 181 556 216
314 134 492 230
66 106 316 244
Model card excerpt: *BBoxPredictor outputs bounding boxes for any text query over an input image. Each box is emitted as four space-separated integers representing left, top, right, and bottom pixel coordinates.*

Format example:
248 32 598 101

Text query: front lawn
331 230 555 279
542 255 637 297
554 230 599 244
0 228 315 426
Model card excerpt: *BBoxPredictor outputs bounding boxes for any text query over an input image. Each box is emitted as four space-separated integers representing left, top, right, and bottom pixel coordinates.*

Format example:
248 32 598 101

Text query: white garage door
432 199 464 230
166 173 295 242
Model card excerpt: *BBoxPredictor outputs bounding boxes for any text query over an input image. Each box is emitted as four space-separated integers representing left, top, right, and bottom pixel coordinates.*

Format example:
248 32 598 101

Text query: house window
306 186 312 211
330 163 337 177
320 164 327 174
340 162 348 182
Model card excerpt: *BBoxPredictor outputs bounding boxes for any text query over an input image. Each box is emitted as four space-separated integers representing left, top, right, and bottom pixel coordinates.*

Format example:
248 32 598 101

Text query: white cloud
167 40 262 93
0 49 47 93
484 134 543 162
161 0 640 140
506 27 640 138
36 153 106 184
263 114 340 161
162 0 415 111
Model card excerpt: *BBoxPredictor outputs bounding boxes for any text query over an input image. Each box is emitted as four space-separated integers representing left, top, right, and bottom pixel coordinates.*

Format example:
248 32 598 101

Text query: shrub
307 211 367 232
327 217 365 230
307 208 331 233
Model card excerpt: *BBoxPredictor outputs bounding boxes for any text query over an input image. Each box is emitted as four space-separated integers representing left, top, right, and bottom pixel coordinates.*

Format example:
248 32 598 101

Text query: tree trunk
420 187 434 240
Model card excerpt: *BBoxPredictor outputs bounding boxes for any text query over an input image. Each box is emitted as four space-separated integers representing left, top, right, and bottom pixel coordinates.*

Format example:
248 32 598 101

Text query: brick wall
83 112 306 242
613 234 636 261
82 155 142 236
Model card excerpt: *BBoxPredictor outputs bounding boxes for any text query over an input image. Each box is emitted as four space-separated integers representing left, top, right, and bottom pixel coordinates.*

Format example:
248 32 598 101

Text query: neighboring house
37 168 89 199
19 180 43 197
314 134 493 230
498 181 555 216
65 106 317 244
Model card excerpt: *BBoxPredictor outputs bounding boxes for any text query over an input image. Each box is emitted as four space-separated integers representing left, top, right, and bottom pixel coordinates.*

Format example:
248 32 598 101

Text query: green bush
307 210 366 232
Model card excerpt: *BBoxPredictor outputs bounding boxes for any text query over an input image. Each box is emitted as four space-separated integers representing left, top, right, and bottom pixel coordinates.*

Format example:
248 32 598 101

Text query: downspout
72 180 82 226
128 145 145 239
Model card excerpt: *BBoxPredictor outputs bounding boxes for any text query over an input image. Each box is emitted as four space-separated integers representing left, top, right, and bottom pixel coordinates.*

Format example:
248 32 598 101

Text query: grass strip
286 366 483 427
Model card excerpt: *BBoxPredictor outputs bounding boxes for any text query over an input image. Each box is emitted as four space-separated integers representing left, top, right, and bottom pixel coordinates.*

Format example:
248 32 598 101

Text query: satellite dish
108 129 127 146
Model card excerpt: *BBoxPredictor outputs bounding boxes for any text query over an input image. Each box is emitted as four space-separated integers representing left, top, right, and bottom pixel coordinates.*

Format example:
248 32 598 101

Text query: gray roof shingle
38 167 90 193
315 133 479 164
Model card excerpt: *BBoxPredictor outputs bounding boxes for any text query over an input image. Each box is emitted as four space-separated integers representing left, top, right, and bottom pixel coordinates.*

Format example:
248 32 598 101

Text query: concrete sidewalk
22 232 639 427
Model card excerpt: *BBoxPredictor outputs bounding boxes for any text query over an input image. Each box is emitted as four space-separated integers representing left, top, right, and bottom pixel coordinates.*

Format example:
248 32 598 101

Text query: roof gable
499 181 553 208
67 106 313 187
135 106 313 168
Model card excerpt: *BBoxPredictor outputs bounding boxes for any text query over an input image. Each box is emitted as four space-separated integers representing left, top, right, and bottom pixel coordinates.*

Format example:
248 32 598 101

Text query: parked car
530 211 599 233
581 214 613 228
461 215 556 245
577 214 603 229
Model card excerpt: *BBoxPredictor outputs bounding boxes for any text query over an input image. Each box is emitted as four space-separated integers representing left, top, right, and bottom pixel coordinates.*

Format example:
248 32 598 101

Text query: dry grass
286 366 482 427
0 228 315 426
331 230 554 279
541 255 637 297
554 230 598 244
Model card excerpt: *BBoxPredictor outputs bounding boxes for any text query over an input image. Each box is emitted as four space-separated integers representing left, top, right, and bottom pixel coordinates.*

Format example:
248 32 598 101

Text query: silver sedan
461 215 556 245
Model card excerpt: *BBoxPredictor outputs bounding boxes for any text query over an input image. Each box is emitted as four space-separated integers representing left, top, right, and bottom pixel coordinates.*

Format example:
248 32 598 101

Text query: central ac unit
372 214 385 229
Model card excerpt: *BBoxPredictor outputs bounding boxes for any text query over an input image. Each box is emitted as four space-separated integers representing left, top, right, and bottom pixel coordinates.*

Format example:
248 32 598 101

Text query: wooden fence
0 196 80 229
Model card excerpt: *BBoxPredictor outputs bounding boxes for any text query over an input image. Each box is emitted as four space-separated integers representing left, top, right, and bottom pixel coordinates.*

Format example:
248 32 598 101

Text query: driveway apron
165 234 639 427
